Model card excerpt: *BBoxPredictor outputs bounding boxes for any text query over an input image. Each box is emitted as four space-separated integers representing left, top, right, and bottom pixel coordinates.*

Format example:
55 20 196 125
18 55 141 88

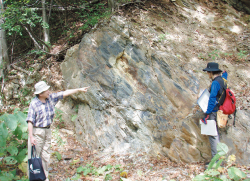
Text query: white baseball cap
34 81 50 94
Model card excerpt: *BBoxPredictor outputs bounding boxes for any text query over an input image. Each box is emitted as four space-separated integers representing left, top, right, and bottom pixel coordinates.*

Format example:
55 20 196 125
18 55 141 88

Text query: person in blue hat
202 62 228 163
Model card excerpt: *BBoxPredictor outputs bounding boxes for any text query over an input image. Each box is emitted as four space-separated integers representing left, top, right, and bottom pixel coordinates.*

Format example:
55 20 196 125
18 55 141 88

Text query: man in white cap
26 81 89 180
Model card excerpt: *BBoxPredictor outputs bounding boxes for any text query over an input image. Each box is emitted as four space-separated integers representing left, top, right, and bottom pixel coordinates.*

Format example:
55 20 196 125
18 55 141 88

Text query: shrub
193 143 248 181
0 109 28 180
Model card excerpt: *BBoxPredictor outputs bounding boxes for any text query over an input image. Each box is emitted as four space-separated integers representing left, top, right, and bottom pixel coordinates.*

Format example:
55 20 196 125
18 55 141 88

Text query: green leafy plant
114 164 123 172
27 49 46 57
66 162 124 180
52 128 65 146
55 107 65 128
1 3 43 36
193 143 248 181
55 107 64 122
0 109 28 180
198 53 207 60
208 49 220 60
159 34 166 42
237 50 248 60
76 2 111 32
71 114 78 122
53 151 62 161
19 88 31 106
105 174 112 181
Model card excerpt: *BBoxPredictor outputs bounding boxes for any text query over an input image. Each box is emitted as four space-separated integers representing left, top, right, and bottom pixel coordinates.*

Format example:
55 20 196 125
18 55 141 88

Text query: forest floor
48 119 250 181
49 121 207 181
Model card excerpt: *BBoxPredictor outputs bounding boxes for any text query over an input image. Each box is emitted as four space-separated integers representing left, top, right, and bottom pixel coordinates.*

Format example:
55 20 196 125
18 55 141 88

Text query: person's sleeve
206 81 221 114
222 71 228 80
26 103 36 124
50 91 64 105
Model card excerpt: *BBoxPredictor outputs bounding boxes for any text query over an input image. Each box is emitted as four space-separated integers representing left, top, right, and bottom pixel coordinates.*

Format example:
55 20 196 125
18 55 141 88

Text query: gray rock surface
60 3 250 164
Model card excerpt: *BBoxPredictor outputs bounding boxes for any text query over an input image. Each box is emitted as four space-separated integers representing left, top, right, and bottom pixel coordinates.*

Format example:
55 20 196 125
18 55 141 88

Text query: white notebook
200 119 218 136
197 89 210 113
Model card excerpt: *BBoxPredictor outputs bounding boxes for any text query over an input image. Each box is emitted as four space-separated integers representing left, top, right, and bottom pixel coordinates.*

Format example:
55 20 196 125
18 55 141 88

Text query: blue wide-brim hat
203 62 222 72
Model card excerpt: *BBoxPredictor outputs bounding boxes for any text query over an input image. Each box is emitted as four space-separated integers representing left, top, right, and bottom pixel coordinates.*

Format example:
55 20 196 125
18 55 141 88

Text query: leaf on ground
18 162 27 174
120 171 128 178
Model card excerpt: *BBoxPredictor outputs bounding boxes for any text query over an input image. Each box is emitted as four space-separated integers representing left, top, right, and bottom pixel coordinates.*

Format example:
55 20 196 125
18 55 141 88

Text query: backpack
216 77 237 126
219 88 236 115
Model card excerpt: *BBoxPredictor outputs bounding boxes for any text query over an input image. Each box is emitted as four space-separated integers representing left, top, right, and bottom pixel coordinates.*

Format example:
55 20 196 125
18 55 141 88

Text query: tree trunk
21 23 50 52
108 0 116 12
42 0 50 51
22 24 43 50
0 0 10 79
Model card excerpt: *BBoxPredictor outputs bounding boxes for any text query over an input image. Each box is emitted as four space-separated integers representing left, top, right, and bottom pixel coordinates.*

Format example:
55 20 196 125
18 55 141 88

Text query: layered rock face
228 0 250 14
61 11 250 164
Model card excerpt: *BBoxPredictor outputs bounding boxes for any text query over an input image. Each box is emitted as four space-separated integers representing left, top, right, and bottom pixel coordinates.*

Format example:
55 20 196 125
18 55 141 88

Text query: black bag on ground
28 145 46 181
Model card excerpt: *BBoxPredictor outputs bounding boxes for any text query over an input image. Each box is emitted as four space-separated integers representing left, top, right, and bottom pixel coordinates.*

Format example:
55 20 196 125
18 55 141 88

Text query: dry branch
11 64 30 75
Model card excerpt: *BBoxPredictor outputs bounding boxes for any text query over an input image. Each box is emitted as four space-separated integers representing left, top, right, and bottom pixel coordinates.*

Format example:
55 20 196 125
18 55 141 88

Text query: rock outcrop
60 1 250 164
227 0 250 14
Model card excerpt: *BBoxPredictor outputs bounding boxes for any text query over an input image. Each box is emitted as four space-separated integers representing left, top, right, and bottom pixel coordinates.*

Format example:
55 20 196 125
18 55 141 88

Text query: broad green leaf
83 168 91 175
105 174 112 181
228 167 241 180
217 143 228 156
0 136 7 147
13 108 20 114
4 156 18 165
205 169 220 177
215 159 224 169
7 146 18 156
18 122 28 133
76 166 85 173
106 164 113 170
0 122 8 140
55 152 62 161
192 174 208 181
0 146 6 157
207 154 221 170
10 169 16 177
0 171 15 181
18 162 28 174
114 164 122 171
5 114 18 131
231 167 246 179
0 176 11 181
15 111 27 125
0 113 8 122
14 126 23 139
97 166 106 175
220 175 230 181
71 115 78 122
21 132 28 140
16 149 28 163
